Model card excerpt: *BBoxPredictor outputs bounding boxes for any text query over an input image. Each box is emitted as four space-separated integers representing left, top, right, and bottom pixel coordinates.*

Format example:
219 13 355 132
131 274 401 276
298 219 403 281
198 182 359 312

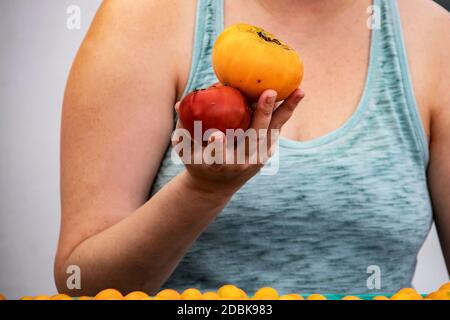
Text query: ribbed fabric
151 0 432 295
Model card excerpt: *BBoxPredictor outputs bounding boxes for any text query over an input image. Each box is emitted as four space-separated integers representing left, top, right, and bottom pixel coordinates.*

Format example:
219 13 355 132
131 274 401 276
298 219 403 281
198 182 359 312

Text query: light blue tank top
151 0 433 295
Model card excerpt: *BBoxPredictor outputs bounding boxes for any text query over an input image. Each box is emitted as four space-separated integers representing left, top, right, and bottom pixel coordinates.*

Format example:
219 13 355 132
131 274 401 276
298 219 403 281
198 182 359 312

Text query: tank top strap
373 0 429 163
182 0 224 97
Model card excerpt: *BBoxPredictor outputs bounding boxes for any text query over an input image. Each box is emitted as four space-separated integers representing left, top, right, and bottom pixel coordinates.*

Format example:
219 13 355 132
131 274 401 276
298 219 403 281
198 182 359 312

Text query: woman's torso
152 0 433 294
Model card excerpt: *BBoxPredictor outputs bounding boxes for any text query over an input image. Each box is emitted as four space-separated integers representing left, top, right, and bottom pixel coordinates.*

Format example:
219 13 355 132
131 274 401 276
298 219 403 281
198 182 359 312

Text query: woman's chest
227 136 432 238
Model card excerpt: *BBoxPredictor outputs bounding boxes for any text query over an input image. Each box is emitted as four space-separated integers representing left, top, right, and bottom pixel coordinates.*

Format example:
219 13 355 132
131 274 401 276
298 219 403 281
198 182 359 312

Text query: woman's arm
56 0 196 295
427 6 450 275
55 0 304 295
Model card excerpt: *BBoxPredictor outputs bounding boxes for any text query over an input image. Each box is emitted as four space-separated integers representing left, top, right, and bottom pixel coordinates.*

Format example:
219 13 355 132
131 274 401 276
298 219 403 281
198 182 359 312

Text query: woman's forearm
55 171 231 296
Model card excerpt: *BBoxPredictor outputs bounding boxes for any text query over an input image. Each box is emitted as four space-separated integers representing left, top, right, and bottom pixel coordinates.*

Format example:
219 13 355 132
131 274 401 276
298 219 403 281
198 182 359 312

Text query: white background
0 0 448 299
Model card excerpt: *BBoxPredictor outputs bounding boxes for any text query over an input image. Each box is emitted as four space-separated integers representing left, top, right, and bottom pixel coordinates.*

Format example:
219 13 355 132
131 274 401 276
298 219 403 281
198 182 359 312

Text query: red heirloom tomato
179 84 251 138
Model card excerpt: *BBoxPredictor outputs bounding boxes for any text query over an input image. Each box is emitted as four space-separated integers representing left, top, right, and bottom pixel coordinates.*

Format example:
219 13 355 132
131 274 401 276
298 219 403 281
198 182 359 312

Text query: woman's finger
250 90 278 132
269 88 305 131
172 101 190 149
265 89 304 154
174 101 181 113
205 130 227 166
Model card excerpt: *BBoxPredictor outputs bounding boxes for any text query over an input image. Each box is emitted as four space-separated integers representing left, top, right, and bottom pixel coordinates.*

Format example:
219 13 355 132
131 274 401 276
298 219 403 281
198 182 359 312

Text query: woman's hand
173 88 305 197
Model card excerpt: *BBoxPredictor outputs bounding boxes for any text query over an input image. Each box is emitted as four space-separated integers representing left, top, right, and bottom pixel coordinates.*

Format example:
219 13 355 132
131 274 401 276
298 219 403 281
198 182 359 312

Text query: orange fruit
125 291 151 300
426 291 436 299
342 296 362 300
0 294 6 300
288 294 305 300
182 288 203 300
253 287 279 300
218 285 248 300
212 24 304 102
373 296 389 300
34 295 52 300
95 289 123 300
257 295 279 300
427 290 450 300
77 296 93 300
51 294 72 300
156 289 182 300
20 296 33 300
391 288 422 300
203 292 221 300
439 282 450 292
390 294 414 300
397 288 421 295
307 294 327 300
279 295 295 300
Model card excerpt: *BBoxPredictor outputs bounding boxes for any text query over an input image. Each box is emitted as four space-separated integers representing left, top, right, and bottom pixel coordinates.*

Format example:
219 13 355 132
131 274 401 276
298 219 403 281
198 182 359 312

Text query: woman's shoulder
397 0 449 117
398 0 449 31
88 0 196 44
398 0 449 55
81 0 197 99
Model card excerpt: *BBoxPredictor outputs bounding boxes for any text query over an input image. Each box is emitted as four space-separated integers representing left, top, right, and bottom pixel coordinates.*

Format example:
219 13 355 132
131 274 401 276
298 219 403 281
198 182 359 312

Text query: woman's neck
256 0 361 19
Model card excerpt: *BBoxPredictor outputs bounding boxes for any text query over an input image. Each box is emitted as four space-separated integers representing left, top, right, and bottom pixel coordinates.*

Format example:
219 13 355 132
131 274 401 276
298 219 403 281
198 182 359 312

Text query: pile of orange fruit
1 283 449 300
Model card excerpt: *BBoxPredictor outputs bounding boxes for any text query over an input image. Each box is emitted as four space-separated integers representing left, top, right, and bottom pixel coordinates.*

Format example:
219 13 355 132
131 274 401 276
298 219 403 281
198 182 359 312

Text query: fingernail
266 93 277 104
295 91 305 102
